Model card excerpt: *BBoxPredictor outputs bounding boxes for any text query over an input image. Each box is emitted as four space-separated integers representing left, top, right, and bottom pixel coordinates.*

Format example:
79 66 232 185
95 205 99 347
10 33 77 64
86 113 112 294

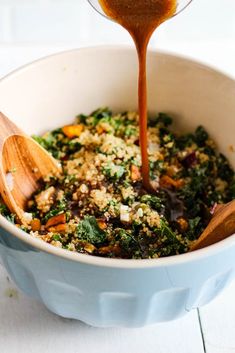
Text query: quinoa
0 108 234 259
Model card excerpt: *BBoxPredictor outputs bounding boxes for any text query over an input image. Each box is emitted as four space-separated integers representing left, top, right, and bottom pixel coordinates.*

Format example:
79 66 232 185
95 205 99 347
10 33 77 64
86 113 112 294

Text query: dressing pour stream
98 0 177 192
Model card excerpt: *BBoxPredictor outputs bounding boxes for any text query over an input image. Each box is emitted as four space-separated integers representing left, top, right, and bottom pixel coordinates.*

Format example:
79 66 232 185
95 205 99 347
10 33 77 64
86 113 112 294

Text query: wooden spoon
0 112 61 225
190 200 235 251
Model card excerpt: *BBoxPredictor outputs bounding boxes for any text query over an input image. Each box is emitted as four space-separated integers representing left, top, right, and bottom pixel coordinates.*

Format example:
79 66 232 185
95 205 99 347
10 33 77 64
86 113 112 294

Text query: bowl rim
0 44 235 269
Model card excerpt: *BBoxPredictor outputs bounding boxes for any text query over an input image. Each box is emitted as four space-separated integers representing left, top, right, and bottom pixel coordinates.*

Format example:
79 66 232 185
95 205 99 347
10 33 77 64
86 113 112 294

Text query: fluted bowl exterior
0 47 234 327
0 225 234 327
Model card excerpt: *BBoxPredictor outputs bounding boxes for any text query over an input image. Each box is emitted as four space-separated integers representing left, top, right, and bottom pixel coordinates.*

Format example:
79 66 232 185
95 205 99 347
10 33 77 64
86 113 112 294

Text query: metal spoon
0 112 61 225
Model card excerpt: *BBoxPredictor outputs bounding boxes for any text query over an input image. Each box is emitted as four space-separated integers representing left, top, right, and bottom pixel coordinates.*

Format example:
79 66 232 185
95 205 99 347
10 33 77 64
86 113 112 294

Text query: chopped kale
153 219 186 255
228 178 235 199
43 199 67 222
76 216 107 245
67 140 82 152
76 113 87 125
217 154 234 181
33 129 64 158
194 126 209 146
0 203 15 223
156 219 178 242
149 112 173 127
185 217 204 241
32 135 49 150
115 228 138 254
0 203 9 216
124 126 138 137
102 162 125 180
52 234 62 241
188 216 201 231
140 194 164 212
89 107 112 126
175 133 195 149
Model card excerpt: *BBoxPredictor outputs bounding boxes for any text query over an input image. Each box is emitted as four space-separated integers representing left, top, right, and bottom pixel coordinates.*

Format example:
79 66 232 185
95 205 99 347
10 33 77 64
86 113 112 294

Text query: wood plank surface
0 265 204 353
200 281 235 353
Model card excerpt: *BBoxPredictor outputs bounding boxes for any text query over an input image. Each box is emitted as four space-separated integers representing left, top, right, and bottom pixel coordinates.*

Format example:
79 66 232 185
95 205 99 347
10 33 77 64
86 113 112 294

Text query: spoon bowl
87 0 193 20
0 112 61 224
190 201 235 251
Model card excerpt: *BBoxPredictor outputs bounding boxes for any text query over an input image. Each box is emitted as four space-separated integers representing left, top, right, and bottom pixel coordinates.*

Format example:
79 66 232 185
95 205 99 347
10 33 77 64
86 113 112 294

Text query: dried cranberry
134 139 140 146
61 155 69 161
182 151 197 168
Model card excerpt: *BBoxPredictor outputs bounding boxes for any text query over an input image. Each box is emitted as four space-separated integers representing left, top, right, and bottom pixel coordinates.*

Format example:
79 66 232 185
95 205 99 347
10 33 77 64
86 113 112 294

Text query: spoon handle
0 113 26 221
0 112 25 150
190 200 235 251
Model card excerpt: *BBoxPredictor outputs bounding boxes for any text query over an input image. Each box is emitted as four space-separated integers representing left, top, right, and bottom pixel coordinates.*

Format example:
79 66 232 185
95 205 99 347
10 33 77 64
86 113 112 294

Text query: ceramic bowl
0 46 235 328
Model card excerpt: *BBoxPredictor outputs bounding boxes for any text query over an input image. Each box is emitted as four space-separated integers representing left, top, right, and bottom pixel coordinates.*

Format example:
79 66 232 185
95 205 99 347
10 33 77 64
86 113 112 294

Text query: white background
0 1 235 353
0 0 234 44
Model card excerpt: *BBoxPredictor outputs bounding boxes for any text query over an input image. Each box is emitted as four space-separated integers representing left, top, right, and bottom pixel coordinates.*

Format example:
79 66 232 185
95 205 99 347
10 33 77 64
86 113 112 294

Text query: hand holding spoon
0 112 61 225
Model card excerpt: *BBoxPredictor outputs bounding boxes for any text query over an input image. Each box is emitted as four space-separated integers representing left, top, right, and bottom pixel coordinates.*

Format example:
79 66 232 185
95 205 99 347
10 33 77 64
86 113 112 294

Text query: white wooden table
0 41 235 353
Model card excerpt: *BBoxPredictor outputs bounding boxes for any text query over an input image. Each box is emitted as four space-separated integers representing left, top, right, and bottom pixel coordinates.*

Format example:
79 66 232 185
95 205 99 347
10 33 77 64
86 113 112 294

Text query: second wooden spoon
190 200 235 251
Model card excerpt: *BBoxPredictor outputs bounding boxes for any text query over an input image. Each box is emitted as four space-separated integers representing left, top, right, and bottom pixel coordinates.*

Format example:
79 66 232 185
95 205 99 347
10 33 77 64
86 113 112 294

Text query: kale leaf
217 154 234 181
0 203 15 223
43 199 67 222
194 126 209 146
185 216 204 241
149 113 173 127
33 129 63 158
115 228 138 253
140 194 164 212
102 162 125 180
77 216 107 245
228 177 235 200
89 107 112 126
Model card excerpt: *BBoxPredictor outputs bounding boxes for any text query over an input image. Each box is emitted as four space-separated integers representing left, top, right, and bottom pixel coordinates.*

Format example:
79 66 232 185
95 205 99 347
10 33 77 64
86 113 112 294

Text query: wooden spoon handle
0 112 61 225
0 112 26 221
190 200 235 251
0 112 25 151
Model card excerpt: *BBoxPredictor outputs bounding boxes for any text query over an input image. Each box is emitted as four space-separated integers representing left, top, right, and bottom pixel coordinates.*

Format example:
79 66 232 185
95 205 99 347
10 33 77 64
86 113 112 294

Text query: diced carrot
62 124 84 138
96 125 105 134
48 223 67 233
84 243 96 254
166 165 178 177
31 218 41 231
99 244 121 255
97 219 107 230
45 213 66 229
177 217 188 232
160 175 184 189
98 246 111 255
130 164 141 181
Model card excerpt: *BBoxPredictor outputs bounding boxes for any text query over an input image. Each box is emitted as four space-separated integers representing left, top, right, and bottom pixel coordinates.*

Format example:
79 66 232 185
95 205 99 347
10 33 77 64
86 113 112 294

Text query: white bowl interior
0 47 234 169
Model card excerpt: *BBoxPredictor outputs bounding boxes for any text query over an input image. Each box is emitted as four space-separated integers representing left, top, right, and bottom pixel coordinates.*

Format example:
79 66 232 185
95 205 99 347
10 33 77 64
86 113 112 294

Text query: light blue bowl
0 47 235 327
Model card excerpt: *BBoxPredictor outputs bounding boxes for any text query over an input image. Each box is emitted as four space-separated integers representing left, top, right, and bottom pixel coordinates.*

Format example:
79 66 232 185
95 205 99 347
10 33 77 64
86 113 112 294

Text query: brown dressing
99 0 177 192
